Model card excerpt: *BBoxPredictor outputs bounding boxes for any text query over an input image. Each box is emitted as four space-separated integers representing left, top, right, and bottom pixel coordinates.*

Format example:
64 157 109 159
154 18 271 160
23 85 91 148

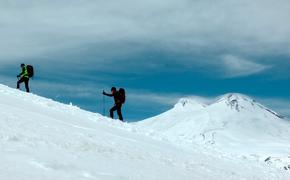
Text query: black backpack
26 65 34 78
119 88 126 104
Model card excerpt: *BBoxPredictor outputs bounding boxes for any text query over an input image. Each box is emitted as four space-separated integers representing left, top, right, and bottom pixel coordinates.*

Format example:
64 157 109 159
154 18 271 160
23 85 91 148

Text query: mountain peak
211 93 256 112
217 93 253 103
210 93 284 119
140 92 290 171
175 98 207 109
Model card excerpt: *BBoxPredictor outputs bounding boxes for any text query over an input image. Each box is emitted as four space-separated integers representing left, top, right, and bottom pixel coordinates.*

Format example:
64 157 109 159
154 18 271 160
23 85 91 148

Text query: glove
102 91 106 95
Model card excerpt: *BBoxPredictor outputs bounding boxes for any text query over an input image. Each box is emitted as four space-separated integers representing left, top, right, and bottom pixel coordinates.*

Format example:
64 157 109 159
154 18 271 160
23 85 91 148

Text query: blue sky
0 0 290 121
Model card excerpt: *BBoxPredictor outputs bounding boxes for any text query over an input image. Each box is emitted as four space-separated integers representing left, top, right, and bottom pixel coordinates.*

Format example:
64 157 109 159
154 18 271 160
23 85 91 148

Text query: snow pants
110 103 123 121
17 77 30 92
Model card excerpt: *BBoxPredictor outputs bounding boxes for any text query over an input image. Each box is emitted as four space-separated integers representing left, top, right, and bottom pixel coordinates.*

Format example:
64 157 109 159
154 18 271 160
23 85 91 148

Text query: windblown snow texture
0 85 289 180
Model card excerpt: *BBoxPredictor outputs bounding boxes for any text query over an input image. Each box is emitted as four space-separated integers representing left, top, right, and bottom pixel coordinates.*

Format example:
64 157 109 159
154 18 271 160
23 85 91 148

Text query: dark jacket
103 91 122 105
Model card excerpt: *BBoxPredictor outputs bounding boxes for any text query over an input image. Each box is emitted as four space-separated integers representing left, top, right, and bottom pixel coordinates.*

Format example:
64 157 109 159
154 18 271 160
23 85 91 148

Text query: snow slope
0 84 289 180
137 93 290 169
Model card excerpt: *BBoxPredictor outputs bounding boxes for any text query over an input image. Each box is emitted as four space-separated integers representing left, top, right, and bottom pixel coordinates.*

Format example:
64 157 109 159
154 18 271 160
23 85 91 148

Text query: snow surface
0 84 290 180
138 93 290 170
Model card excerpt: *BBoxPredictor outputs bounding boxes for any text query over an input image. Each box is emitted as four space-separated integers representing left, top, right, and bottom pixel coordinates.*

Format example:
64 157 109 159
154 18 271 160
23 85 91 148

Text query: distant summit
175 93 284 119
213 93 284 119
175 98 207 109
138 93 290 168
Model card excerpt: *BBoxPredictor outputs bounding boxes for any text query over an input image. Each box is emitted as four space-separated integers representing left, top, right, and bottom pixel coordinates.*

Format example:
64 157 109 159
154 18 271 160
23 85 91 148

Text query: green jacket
19 66 29 78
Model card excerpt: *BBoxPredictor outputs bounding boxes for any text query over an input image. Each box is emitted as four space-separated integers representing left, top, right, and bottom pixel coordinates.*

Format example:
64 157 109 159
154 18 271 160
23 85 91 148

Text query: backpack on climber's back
119 88 126 104
26 65 34 78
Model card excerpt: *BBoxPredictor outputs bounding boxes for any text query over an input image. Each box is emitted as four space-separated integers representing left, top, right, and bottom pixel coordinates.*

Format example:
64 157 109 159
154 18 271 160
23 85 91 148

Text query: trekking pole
102 93 105 116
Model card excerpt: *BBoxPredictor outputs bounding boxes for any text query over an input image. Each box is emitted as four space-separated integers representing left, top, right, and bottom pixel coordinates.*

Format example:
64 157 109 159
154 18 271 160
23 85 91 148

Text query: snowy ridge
0 84 290 179
137 93 290 169
215 93 284 119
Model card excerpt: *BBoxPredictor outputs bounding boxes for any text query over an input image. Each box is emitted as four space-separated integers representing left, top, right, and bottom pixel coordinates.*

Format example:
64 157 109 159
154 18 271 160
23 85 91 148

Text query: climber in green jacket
17 63 30 92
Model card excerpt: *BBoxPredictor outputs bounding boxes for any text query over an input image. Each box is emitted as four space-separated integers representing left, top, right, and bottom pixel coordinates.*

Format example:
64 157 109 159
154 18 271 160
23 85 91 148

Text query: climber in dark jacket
17 63 30 92
103 87 123 121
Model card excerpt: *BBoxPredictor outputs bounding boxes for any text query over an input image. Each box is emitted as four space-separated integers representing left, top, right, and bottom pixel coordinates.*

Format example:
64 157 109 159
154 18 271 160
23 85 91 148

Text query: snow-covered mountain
137 93 290 169
0 84 289 179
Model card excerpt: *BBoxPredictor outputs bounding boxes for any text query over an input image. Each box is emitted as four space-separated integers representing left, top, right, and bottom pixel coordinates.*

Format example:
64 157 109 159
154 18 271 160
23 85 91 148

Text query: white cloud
128 90 216 107
1 0 290 66
128 91 180 107
221 55 271 77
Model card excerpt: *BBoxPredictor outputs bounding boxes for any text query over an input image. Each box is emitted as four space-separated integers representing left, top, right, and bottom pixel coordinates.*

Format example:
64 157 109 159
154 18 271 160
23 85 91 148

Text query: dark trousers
17 77 29 92
110 104 123 121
